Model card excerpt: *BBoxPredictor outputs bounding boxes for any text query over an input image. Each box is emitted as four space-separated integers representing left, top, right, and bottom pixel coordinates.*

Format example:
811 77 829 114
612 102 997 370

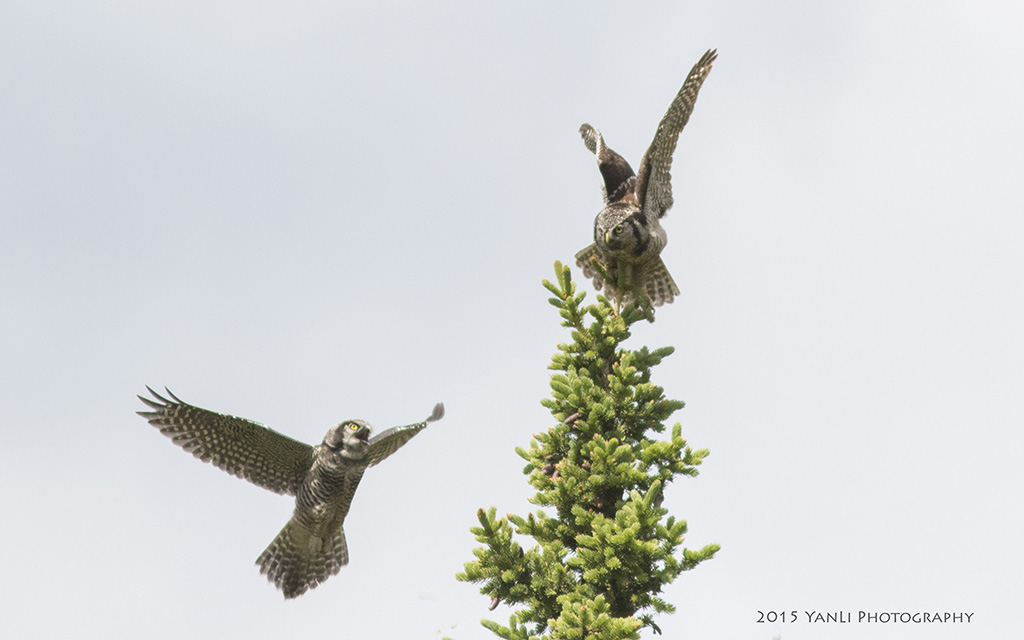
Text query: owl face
324 420 371 453
595 204 647 260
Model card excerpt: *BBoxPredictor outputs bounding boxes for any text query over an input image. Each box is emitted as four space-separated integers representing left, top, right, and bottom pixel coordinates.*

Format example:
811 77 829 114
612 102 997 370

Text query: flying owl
575 49 717 308
137 386 445 598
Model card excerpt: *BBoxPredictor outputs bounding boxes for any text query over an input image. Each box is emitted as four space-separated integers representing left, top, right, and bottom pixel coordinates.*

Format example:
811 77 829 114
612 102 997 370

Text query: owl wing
137 386 314 496
579 123 636 205
365 402 444 467
634 49 717 219
639 256 680 307
575 243 605 282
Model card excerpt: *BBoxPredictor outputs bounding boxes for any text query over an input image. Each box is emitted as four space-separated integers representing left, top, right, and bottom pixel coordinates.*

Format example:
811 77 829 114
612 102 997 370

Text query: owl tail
256 518 349 599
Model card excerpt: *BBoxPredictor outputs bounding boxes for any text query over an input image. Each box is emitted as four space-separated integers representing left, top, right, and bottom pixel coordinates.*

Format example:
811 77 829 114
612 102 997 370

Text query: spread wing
137 386 314 496
635 48 717 219
579 123 636 205
365 402 444 467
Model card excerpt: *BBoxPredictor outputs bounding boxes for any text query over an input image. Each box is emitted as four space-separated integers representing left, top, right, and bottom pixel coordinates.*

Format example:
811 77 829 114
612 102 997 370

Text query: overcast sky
2 1 1022 639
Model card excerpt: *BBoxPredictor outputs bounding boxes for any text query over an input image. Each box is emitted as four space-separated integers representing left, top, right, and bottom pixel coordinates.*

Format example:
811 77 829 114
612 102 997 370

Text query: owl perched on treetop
575 49 717 308
137 387 444 598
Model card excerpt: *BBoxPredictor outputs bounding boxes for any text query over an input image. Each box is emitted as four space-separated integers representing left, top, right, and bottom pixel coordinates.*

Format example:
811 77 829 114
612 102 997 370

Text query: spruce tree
457 262 719 639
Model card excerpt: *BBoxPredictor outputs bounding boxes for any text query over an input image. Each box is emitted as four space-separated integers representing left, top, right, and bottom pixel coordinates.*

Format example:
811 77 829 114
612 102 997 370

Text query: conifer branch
459 263 717 638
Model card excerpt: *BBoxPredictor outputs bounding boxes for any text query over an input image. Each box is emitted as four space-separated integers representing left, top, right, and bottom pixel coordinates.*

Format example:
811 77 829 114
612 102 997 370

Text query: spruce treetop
457 262 718 639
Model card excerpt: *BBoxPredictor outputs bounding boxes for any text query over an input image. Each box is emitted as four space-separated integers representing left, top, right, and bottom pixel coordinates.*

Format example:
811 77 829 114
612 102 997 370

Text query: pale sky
2 1 1022 639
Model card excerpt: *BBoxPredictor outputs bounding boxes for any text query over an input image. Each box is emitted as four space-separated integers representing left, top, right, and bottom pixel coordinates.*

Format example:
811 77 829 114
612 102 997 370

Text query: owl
575 48 717 308
137 386 445 598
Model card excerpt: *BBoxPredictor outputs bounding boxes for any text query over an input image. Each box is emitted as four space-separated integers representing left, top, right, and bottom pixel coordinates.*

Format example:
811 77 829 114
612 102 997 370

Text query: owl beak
356 427 370 444
604 232 611 245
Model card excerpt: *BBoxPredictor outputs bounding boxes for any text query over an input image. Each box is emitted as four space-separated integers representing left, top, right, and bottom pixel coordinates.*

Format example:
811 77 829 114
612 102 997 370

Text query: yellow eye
348 423 359 430
613 225 623 235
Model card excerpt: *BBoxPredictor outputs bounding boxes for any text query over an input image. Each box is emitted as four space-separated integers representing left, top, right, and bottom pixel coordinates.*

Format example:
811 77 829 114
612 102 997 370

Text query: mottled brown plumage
138 387 444 598
576 49 717 308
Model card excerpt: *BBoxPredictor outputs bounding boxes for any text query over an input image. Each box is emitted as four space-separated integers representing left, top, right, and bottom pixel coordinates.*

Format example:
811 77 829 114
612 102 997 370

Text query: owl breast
294 452 365 533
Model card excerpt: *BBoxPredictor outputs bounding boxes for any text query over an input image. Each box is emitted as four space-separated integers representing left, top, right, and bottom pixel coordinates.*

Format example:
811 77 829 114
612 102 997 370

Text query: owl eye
613 225 624 235
348 423 359 431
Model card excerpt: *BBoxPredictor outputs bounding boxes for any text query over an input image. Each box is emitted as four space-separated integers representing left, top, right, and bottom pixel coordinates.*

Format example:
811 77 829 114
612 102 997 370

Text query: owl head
324 420 371 452
595 203 648 259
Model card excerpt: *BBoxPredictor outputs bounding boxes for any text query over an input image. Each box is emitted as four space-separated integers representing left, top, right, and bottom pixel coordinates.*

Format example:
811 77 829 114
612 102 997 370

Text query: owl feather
575 49 716 309
137 387 444 598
